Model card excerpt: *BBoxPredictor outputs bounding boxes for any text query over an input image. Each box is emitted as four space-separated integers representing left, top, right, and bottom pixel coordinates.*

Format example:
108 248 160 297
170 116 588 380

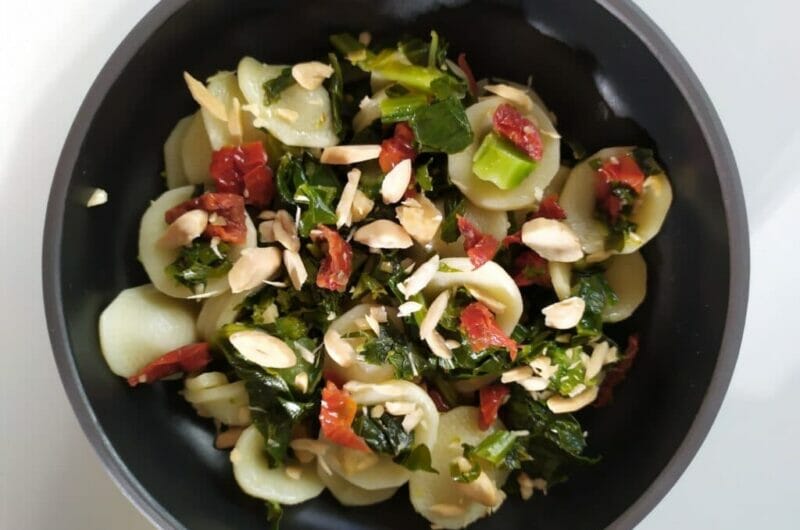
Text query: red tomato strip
127 343 211 387
594 334 640 407
457 53 479 99
320 381 371 452
460 302 518 361
532 194 566 220
457 215 500 268
379 122 416 173
210 142 274 208
594 154 645 223
512 250 550 287
314 225 353 293
478 384 510 430
492 103 543 161
165 192 248 244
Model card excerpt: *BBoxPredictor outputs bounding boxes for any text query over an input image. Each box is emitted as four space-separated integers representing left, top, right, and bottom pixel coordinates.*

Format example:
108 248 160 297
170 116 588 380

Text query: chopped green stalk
374 62 444 92
262 67 296 105
427 30 439 68
472 132 536 190
415 160 433 191
380 93 429 123
329 33 367 62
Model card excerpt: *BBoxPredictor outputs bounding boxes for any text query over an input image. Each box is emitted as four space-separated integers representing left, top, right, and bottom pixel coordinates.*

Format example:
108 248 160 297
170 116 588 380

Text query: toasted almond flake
354 219 413 249
370 404 385 418
380 158 413 204
402 408 423 433
364 314 381 336
369 306 388 323
183 71 227 121
396 193 443 245
397 301 423 318
455 471 500 507
518 376 549 391
320 145 382 165
335 168 361 228
258 220 275 243
547 385 600 414
484 83 534 112
568 383 587 398
521 218 583 262
350 189 375 223
426 330 453 360
530 358 554 379
291 61 334 90
385 401 417 416
324 329 356 367
158 209 208 249
273 210 300 252
294 372 309 393
295 343 316 364
284 465 303 480
358 31 372 45
228 96 243 141
542 296 586 329
283 249 307 290
86 188 108 207
466 286 506 314
275 107 299 123
229 329 297 368
585 341 609 381
501 366 534 383
420 290 450 339
429 504 466 517
215 427 244 450
228 246 282 293
259 210 277 220
401 254 440 297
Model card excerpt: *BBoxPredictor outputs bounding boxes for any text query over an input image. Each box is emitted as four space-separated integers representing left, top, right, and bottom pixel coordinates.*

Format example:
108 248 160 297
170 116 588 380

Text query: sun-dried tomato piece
502 231 522 247
314 225 353 293
594 154 645 223
457 53 479 99
320 381 371 452
594 334 640 407
533 194 566 220
478 384 510 430
512 250 550 287
379 122 416 173
492 103 543 161
127 343 211 387
427 387 451 413
460 302 518 361
209 142 274 208
165 192 248 244
457 215 500 268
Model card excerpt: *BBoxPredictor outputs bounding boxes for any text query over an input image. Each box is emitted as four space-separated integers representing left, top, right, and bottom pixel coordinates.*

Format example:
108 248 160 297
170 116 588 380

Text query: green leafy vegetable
547 344 587 396
396 444 437 473
415 159 434 192
439 196 466 243
327 53 344 136
380 93 429 123
165 239 232 289
411 97 473 153
276 153 341 236
352 412 413 456
361 326 432 380
466 430 529 468
572 271 617 336
263 67 296 105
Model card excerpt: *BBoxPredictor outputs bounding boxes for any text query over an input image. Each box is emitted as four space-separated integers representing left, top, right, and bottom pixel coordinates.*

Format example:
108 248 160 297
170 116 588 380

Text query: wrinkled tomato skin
165 192 248 244
209 142 274 208
320 381 371 452
533 195 566 220
127 343 211 387
513 250 550 287
457 215 499 268
315 225 353 293
478 384 510 430
492 103 543 161
379 122 416 173
460 302 519 360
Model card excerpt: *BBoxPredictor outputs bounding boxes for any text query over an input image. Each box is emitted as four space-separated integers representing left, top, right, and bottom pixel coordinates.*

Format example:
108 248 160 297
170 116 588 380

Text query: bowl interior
48 0 737 528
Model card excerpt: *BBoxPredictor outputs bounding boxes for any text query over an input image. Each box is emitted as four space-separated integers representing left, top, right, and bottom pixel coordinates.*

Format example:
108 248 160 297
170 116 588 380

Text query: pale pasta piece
196 289 252 342
408 407 509 530
138 186 257 299
237 56 338 148
99 284 199 378
183 373 251 426
231 425 324 504
323 304 396 384
560 146 672 255
602 251 647 322
432 200 509 258
448 96 560 210
424 258 523 334
316 457 398 506
163 115 193 189
181 112 213 185
201 71 269 150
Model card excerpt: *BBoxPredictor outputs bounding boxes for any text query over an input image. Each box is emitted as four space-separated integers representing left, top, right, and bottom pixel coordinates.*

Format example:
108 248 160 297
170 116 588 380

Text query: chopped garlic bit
86 188 108 207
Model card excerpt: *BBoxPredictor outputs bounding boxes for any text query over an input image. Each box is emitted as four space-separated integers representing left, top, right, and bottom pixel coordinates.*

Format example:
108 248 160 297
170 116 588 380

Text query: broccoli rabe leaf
410 97 473 154
326 53 345 136
165 239 232 289
361 326 432 380
276 153 340 236
572 271 618 336
263 67 296 105
439 195 466 243
547 344 587 396
352 412 436 473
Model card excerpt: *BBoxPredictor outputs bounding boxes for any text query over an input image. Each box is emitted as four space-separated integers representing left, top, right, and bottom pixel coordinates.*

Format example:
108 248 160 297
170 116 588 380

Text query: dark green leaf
361 326 432 380
467 430 527 467
397 444 437 473
327 53 344 136
410 97 473 154
352 411 413 456
263 67 296 105
572 271 617 336
165 239 232 289
440 196 466 243
415 160 433 192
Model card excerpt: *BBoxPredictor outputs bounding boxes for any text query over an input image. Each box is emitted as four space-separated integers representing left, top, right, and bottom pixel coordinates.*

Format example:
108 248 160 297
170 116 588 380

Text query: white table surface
1 1 796 528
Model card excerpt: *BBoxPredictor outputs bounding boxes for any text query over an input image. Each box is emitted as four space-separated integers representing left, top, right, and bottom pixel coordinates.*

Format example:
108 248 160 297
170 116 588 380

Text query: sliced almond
429 504 466 517
380 159 413 204
320 145 382 165
215 427 244 450
284 465 303 480
541 296 586 329
283 249 307 290
158 209 208 249
261 303 279 324
273 209 300 252
518 376 549 391
370 404 385 418
397 301 423 317
294 372 309 394
521 218 583 262
363 314 381 336
183 71 227 121
228 96 243 141
335 168 361 228
291 61 334 90
86 188 108 207
369 306 388 323
585 341 609 381
466 286 506 315
351 189 375 222
547 385 599 413
228 247 282 293
384 401 417 416
484 83 534 112
426 331 453 360
420 290 450 339
396 194 443 245
258 220 276 243
530 356 557 379
229 329 297 368
324 329 356 367
402 408 423 432
501 366 534 383
402 254 440 297
353 220 413 249
454 471 500 507
275 107 299 123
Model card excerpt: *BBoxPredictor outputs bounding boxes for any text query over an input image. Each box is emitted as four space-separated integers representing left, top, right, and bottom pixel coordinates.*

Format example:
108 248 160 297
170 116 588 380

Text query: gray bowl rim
42 0 750 528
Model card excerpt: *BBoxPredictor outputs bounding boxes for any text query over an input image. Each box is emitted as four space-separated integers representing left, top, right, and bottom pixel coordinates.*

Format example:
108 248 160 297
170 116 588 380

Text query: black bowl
43 1 748 528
